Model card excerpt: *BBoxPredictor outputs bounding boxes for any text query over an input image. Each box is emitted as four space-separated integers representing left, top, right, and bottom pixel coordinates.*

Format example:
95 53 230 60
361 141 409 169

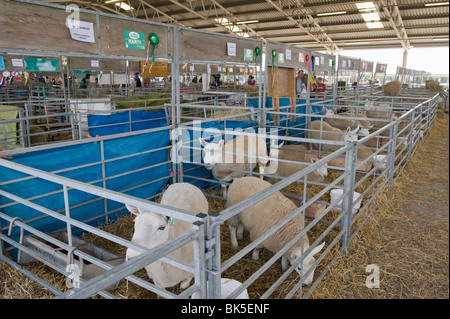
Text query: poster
0 56 5 71
227 42 237 57
124 30 146 50
67 20 95 43
243 48 253 62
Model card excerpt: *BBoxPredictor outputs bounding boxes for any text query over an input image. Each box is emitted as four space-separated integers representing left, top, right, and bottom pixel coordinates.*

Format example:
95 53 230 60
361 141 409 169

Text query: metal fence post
387 118 399 185
340 142 357 251
192 213 208 299
206 212 222 299
406 105 416 159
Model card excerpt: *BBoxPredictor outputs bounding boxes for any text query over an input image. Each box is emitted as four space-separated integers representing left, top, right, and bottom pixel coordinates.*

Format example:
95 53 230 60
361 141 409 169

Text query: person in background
315 77 327 98
80 74 90 89
247 75 255 86
51 75 62 88
296 69 304 98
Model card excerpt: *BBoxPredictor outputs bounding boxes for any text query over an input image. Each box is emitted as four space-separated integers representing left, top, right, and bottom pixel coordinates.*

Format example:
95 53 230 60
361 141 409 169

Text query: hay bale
243 84 257 92
425 80 444 92
382 80 402 96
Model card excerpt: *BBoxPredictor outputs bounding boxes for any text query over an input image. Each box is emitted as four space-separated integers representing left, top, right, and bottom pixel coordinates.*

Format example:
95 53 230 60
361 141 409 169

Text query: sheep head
291 242 326 286
199 138 224 169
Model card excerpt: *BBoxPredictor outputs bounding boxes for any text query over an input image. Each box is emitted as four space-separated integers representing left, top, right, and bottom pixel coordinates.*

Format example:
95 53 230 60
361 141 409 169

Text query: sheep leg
258 163 266 179
252 247 261 260
180 277 192 290
281 256 289 271
229 224 239 249
237 224 244 240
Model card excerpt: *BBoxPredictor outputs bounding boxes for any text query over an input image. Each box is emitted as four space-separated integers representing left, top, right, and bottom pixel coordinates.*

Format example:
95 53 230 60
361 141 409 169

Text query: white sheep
125 183 208 291
264 141 328 183
191 278 249 299
199 135 269 182
226 177 325 286
307 120 360 152
329 189 362 215
325 107 374 135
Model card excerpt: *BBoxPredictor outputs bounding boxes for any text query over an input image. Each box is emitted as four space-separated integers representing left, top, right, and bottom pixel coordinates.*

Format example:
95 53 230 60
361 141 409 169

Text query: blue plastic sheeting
0 129 170 260
249 97 332 138
179 120 261 189
88 110 168 137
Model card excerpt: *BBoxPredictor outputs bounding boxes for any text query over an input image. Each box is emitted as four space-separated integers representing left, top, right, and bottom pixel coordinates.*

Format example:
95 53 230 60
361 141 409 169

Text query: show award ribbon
148 33 159 68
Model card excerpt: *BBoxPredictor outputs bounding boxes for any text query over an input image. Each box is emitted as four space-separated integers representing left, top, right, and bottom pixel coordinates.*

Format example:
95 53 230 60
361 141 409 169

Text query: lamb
263 142 328 183
325 107 374 132
199 135 269 182
324 108 372 136
125 183 208 291
383 80 402 96
226 177 325 286
329 189 362 215
307 120 360 152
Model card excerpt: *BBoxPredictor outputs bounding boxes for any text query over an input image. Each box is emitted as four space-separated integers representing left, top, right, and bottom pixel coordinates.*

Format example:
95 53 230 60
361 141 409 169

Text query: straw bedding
1 115 448 299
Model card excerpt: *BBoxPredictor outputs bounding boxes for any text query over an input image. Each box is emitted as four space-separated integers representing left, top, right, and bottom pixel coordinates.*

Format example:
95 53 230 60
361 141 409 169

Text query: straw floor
0 114 448 299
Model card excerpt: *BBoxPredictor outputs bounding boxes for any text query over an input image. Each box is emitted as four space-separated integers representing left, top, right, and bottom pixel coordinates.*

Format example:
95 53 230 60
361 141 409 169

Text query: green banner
24 58 59 72
124 30 146 50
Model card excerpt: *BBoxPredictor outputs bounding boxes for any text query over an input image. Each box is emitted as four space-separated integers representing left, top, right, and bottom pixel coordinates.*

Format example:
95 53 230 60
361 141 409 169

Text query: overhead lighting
433 38 448 41
356 2 376 10
236 20 259 24
361 12 381 21
424 2 449 6
105 1 134 11
317 11 347 16
366 22 384 29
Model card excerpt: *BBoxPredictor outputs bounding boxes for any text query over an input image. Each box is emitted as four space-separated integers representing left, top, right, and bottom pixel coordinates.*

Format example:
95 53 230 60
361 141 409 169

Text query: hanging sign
124 30 146 50
243 48 253 62
277 53 285 64
227 42 237 57
67 20 95 43
0 56 5 71
11 59 24 68
24 58 59 72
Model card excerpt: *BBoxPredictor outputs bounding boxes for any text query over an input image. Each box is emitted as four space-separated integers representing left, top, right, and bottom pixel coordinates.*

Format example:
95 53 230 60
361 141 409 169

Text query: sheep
125 183 208 291
191 278 249 299
199 135 269 182
226 177 325 286
383 80 402 96
330 189 362 215
263 141 328 183
325 107 374 129
307 120 360 152
324 107 373 136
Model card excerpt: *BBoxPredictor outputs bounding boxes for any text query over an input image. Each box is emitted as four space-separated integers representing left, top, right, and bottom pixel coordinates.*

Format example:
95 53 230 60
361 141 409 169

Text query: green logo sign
124 30 145 50
24 58 59 72
243 48 253 62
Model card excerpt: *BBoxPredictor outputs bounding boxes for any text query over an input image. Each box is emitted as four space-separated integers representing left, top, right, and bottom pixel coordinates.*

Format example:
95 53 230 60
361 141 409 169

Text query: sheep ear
310 242 326 256
218 140 224 149
346 126 351 133
125 204 140 215
199 137 207 147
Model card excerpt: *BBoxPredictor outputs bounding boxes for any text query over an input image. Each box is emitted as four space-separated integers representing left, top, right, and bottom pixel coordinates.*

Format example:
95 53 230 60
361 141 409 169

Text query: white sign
285 49 291 60
11 59 24 67
67 20 95 43
227 42 237 57
91 60 99 68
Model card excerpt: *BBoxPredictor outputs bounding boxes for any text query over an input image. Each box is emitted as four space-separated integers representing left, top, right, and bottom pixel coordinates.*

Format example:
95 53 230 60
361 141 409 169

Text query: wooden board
178 28 262 64
99 16 169 59
0 0 97 55
140 61 168 78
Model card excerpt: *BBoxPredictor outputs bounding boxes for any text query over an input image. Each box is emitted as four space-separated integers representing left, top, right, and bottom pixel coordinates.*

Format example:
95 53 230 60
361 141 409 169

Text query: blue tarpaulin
0 129 170 260
87 110 168 137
